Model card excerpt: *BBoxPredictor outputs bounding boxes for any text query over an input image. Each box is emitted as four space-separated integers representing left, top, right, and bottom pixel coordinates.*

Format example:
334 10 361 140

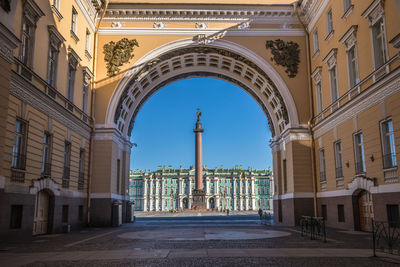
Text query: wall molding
98 27 305 37
10 72 92 139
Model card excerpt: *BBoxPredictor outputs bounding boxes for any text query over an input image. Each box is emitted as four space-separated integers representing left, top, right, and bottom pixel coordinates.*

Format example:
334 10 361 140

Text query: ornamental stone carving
339 25 358 50
323 48 337 70
265 39 300 78
111 22 125 28
195 22 208 29
238 21 251 30
362 0 385 25
153 22 166 29
103 38 139 77
311 66 322 84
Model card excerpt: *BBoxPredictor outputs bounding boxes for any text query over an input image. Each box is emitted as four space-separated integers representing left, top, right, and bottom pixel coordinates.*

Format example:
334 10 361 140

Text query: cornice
0 23 19 63
10 72 92 139
98 27 304 36
300 0 330 33
103 7 297 23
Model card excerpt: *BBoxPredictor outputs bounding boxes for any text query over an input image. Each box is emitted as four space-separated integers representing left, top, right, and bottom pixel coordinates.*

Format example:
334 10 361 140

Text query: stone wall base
0 190 87 239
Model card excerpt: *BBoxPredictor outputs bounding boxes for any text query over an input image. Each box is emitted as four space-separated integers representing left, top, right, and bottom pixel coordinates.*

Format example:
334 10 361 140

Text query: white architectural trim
317 180 400 198
74 0 96 32
273 192 314 200
98 28 305 37
104 7 297 24
313 68 400 138
105 38 299 138
91 193 130 200
305 0 330 33
30 177 60 196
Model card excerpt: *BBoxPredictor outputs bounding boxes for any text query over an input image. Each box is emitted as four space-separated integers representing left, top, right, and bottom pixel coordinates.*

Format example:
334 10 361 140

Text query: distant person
227 209 229 216
258 208 263 221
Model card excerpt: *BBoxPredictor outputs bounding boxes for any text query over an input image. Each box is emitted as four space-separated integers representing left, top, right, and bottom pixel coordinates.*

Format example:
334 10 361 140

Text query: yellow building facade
0 0 399 237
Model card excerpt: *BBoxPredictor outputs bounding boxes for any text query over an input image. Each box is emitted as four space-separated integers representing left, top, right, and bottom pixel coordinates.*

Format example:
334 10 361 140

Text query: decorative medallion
153 22 166 29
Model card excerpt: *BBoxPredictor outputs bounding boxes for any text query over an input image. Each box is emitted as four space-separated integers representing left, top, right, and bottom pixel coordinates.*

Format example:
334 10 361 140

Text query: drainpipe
87 0 109 226
294 3 318 217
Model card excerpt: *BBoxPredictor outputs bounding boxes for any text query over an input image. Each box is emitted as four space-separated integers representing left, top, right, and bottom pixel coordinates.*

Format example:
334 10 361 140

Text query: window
326 9 333 36
381 119 397 169
62 141 71 188
85 29 91 55
329 66 339 103
335 141 343 178
372 18 387 69
71 8 78 34
10 205 23 229
78 149 85 190
316 82 323 113
82 85 88 113
313 30 319 54
78 205 84 222
41 132 52 177
47 46 58 87
354 132 366 174
53 0 60 10
321 204 327 220
62 205 69 223
347 46 359 88
344 0 352 13
21 21 33 65
387 205 399 227
337 204 345 222
319 149 326 182
67 61 76 103
12 119 27 170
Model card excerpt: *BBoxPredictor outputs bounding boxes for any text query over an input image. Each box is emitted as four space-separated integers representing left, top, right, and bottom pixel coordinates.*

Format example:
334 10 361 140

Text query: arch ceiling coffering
105 39 299 139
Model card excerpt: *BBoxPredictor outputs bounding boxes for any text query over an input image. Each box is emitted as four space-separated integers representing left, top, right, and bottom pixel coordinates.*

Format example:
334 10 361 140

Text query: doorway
33 190 52 235
358 190 374 232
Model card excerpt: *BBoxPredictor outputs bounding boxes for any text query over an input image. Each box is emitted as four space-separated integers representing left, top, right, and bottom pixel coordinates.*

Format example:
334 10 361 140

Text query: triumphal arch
91 0 313 226
6 0 399 236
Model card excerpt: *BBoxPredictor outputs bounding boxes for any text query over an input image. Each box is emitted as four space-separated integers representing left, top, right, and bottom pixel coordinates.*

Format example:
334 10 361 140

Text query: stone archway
91 38 313 227
105 38 300 138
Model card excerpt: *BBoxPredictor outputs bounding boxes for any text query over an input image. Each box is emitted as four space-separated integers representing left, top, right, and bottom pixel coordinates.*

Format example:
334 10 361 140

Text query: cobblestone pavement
0 214 399 266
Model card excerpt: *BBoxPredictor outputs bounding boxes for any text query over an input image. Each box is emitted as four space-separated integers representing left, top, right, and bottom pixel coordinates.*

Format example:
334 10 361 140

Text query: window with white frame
71 7 78 34
67 63 76 102
354 132 366 174
47 26 64 87
344 0 352 12
326 9 333 36
329 65 339 103
53 0 60 10
313 30 319 54
334 141 343 178
21 21 33 65
12 119 27 170
381 119 397 169
316 82 323 113
372 18 387 68
319 149 326 182
347 46 359 87
85 29 91 54
41 132 52 176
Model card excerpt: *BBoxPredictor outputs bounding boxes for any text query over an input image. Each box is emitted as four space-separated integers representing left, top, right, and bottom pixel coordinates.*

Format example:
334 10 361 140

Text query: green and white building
129 166 273 211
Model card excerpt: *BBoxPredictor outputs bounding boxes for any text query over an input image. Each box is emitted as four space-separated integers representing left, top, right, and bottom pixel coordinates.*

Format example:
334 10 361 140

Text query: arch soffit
105 38 300 138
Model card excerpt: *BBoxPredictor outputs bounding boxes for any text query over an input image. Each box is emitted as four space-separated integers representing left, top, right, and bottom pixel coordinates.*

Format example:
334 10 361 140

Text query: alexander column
192 109 206 210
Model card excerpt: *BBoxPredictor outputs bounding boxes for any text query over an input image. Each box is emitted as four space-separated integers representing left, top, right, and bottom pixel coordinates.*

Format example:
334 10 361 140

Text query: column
206 179 210 195
143 179 148 211
251 178 256 210
161 179 165 211
155 179 160 211
215 179 219 194
149 179 154 211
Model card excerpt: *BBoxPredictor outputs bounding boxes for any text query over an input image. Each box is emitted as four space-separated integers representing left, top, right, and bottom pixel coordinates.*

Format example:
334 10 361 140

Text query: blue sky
130 77 272 171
